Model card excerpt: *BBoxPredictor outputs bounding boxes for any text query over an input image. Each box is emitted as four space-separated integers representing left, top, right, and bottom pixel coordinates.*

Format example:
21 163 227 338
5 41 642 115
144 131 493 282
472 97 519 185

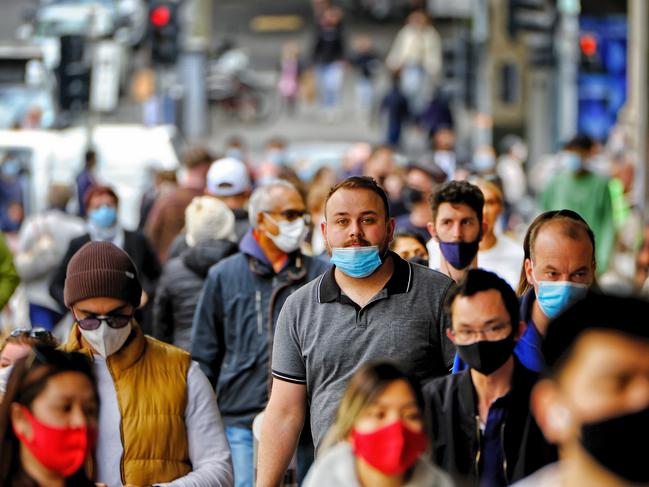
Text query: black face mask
401 186 424 210
580 406 649 484
456 334 515 375
408 256 429 267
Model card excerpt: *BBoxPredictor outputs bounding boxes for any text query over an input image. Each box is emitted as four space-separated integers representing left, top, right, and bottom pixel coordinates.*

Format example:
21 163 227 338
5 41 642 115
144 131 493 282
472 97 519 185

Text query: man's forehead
326 188 385 214
452 290 509 324
436 202 478 219
533 227 594 263
268 185 304 208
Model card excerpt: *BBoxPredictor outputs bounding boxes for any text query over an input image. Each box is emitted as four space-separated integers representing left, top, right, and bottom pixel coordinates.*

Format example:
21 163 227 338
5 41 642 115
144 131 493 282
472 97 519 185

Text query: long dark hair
0 345 98 486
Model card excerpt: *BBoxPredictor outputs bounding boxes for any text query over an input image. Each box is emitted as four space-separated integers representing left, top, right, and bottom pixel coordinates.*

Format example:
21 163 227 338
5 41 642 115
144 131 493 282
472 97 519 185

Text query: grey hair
248 178 298 227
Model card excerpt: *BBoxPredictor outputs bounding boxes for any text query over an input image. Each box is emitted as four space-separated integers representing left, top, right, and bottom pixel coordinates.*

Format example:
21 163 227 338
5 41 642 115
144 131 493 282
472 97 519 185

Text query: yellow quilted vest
64 322 192 485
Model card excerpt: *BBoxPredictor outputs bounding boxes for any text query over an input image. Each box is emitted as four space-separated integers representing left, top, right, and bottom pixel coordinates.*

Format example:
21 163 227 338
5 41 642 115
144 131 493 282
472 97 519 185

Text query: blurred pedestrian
75 149 97 219
386 9 442 114
520 293 649 487
145 146 213 263
62 241 233 486
167 157 253 259
0 345 98 486
496 135 528 224
395 163 436 242
427 180 485 283
634 223 649 295
257 176 454 486
137 169 177 231
349 34 381 116
278 41 303 116
431 126 457 181
380 71 410 148
14 184 85 330
304 361 452 487
390 232 429 266
472 178 523 288
514 210 596 373
312 5 346 120
192 180 328 487
49 186 161 333
471 144 498 177
153 197 238 351
541 135 615 273
424 269 556 486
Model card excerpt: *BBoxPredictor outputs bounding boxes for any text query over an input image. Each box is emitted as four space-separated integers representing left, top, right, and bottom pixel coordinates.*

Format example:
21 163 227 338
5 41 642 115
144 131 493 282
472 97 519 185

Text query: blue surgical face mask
89 205 117 228
472 153 496 172
330 245 383 278
561 152 582 172
534 276 589 319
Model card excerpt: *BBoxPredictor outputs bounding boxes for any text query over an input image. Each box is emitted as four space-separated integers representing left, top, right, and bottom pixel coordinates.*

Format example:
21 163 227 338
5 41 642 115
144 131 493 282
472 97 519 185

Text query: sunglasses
10 328 53 340
74 313 132 331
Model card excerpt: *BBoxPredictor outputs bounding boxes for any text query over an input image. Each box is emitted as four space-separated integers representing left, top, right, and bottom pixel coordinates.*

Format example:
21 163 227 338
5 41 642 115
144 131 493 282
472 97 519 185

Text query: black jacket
49 231 161 312
422 359 557 486
152 238 238 351
191 230 330 428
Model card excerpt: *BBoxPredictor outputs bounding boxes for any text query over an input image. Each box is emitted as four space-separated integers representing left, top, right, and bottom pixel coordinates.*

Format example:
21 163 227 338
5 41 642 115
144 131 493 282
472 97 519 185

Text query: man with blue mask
49 185 161 332
427 180 487 283
516 210 596 373
257 176 454 486
191 179 328 487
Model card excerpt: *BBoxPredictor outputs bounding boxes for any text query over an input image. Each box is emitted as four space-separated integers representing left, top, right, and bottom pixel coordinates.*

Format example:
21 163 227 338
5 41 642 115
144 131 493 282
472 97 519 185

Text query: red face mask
351 420 428 476
12 405 94 478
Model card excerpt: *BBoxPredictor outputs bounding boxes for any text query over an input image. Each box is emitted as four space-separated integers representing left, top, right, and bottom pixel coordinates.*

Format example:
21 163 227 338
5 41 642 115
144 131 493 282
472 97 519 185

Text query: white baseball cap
206 157 252 196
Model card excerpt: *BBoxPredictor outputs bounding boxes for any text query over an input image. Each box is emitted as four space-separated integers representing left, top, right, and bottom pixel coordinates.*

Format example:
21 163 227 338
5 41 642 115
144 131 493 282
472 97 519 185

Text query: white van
0 124 179 230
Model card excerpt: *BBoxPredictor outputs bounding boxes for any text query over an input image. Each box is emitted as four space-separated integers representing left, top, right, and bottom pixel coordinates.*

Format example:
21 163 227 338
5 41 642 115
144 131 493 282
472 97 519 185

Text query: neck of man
335 253 394 308
254 228 288 273
471 355 514 424
531 299 551 336
355 455 406 487
479 230 497 252
559 444 633 487
439 255 477 283
20 444 67 487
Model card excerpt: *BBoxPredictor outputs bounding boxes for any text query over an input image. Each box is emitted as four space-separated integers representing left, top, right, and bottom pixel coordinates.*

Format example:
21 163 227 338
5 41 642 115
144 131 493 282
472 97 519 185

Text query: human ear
524 258 534 285
427 221 437 240
530 380 574 445
10 403 32 441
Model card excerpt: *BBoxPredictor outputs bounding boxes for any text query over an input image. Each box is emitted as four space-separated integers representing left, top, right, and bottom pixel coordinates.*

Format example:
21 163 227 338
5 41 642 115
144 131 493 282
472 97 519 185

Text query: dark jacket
422 358 557 486
152 238 238 351
191 230 330 428
49 231 161 313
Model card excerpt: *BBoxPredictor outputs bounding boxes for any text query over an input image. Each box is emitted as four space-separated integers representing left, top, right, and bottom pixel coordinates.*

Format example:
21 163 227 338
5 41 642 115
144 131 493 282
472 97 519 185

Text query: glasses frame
74 313 132 331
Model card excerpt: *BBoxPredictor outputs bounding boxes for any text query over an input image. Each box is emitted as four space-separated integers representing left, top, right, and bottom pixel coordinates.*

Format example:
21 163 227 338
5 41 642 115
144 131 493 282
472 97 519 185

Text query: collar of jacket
63 321 145 371
456 356 538 419
239 228 306 279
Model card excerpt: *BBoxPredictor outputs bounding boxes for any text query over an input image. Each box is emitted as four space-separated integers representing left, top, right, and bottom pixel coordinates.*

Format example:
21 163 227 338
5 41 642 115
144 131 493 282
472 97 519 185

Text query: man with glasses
191 179 329 487
62 241 233 487
423 269 556 486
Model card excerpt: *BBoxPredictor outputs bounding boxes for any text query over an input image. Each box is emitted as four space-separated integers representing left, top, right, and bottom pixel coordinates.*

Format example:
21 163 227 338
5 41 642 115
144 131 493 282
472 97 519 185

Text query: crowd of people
0 118 646 487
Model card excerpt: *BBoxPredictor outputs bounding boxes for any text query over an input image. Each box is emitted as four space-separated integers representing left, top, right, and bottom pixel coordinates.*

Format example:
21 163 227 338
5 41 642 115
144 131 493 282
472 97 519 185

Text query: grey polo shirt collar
318 251 413 304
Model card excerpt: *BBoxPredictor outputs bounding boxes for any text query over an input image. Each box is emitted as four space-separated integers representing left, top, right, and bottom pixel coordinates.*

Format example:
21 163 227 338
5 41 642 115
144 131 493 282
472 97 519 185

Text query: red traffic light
580 34 598 57
150 5 171 27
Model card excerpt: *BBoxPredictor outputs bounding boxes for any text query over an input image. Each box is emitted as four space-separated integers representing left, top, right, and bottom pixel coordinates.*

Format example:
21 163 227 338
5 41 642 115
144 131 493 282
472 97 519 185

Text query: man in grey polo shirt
256 176 454 486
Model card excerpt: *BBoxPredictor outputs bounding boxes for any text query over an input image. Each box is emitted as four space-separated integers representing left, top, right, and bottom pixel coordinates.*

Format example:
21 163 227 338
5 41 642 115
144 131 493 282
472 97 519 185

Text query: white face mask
0 365 13 395
264 214 307 253
79 321 132 357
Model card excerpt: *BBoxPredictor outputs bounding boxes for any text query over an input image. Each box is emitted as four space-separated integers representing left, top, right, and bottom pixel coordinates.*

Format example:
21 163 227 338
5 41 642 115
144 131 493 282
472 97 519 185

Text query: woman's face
354 379 423 434
0 343 31 368
13 371 98 433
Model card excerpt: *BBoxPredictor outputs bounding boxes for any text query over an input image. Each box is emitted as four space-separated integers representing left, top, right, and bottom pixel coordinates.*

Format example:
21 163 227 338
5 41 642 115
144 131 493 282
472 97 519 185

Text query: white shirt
478 235 524 290
94 356 233 487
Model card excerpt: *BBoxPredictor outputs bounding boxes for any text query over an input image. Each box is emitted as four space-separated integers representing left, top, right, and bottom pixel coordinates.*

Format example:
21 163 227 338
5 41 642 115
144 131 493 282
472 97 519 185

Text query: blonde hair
319 361 424 452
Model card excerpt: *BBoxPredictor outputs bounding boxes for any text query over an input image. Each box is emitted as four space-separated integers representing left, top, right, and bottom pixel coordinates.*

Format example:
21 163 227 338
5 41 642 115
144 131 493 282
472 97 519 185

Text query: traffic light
508 0 557 67
150 0 179 65
58 35 90 111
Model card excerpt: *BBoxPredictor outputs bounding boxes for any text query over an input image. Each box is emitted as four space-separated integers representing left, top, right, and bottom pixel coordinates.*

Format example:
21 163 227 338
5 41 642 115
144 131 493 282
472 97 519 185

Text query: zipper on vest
501 420 509 484
256 291 262 335
107 358 127 485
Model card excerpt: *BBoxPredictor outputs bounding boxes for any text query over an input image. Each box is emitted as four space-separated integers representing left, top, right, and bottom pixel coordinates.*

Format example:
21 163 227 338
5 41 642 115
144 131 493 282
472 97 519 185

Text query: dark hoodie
152 238 238 351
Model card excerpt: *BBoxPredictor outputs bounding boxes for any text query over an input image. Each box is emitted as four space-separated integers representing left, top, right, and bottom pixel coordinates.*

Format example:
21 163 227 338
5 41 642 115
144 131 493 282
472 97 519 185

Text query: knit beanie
185 196 236 247
64 241 142 308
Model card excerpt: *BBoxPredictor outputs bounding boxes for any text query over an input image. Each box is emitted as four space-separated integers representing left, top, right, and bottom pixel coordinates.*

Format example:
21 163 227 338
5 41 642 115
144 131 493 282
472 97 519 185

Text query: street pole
555 0 580 144
627 0 649 215
180 0 211 141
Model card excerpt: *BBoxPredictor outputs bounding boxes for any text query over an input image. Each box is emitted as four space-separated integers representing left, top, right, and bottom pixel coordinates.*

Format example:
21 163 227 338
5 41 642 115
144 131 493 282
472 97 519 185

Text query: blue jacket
451 289 545 374
191 230 330 428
